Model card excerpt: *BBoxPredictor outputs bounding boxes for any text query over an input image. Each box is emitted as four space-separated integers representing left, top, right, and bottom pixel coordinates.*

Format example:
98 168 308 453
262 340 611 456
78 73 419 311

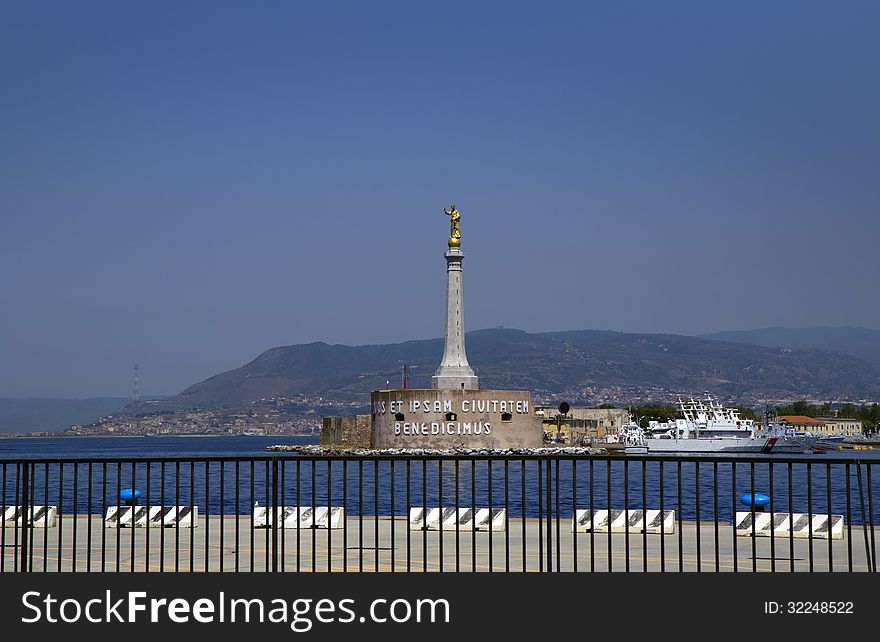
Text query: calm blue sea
0 436 878 523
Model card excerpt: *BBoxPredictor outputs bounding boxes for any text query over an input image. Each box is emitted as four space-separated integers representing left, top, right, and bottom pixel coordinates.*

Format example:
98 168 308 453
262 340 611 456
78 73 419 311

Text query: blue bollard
120 488 142 506
740 493 770 512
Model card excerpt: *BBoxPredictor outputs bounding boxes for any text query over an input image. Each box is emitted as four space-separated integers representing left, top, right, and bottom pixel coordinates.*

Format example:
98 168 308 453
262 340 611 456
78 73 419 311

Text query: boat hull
640 437 773 453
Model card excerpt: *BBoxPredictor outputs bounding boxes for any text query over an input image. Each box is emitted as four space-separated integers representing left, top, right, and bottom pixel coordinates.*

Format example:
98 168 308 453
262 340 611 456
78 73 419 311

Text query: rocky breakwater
266 444 601 456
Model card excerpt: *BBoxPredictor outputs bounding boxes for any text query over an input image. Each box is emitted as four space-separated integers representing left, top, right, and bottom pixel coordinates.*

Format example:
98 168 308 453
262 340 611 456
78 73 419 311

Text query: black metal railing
0 453 877 572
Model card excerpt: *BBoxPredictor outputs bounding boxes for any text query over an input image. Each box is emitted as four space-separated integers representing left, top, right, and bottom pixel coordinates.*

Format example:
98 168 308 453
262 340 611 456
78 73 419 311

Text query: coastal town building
536 406 630 444
817 416 863 437
778 415 863 437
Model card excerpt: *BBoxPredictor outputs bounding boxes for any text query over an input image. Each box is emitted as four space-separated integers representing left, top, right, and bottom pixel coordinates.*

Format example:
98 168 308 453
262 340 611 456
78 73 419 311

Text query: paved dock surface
2 515 877 572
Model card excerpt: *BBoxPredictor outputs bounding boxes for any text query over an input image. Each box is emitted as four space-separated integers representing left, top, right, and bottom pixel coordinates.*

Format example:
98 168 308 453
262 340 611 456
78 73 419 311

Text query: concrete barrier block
253 506 344 529
409 507 441 530
2 505 58 528
105 506 198 528
409 507 507 531
472 508 507 531
572 509 675 534
734 511 844 540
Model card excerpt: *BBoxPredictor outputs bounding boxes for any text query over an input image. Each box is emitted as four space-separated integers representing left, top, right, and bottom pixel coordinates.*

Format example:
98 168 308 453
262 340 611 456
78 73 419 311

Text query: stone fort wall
370 388 542 449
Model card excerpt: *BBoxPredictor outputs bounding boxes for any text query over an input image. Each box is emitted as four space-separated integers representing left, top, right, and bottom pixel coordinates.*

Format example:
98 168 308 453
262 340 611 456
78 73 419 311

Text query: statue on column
444 204 461 247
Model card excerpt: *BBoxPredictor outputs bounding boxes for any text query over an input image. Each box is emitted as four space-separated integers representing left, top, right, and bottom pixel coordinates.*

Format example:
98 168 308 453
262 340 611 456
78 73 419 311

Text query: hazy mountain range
4 326 878 433
169 327 880 410
701 326 880 371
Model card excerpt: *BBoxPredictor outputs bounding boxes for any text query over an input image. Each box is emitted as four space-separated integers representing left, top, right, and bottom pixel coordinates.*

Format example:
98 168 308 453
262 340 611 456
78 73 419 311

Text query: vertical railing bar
846 462 852 573
357 459 362 573
642 459 647 573
327 459 332 574
249 461 254 572
130 463 136 573
280 460 285 573
521 459 526 573
659 459 665 573
855 463 872 573
234 460 240 574
160 462 165 573
573 460 578 573
87 462 93 573
102 463 107 572
1 464 6 573
13 464 20 573
390 459 395 574
868 464 876 573
220 461 225 574
731 462 737 573
695 461 701 573
807 463 813 572
174 462 179 574
19 463 29 573
677 460 682 573
272 459 279 573
546 458 552 573
266 460 271 573
421 459 427 573
455 459 460 574
437 460 442 573
61 462 67 573
343 459 348 573
554 458 560 573
749 461 756 573
44 463 50 572
788 462 793 573
769 462 775 573
538 458 543 573
713 461 719 573
608 459 613 573
145 462 150 573
189 461 194 573
28 462 35 572
624 459 629 573
406 459 411 573
589 459 594 573
488 460 493 573
505 460 510 573
296 459 302 573
471 459 476 573
827 462 833 573
373 460 379 573
205 461 210 573
312 460 317 573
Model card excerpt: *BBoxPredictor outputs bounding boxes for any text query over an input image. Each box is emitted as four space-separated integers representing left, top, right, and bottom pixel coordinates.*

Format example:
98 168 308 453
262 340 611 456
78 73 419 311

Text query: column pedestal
432 247 479 390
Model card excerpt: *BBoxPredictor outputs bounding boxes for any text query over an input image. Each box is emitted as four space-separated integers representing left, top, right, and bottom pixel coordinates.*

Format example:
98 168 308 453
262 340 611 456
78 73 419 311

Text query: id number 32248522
764 601 854 615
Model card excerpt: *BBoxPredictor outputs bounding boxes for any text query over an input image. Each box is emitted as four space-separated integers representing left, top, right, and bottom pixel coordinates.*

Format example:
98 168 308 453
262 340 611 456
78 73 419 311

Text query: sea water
1 436 878 523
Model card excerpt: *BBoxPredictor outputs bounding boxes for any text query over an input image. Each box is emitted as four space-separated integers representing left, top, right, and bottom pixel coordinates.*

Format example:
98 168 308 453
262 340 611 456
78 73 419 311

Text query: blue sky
1 1 878 397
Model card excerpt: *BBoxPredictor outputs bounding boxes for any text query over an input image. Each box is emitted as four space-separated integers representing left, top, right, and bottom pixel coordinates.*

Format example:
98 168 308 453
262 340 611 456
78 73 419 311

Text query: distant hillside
700 327 880 371
0 397 130 434
164 328 880 409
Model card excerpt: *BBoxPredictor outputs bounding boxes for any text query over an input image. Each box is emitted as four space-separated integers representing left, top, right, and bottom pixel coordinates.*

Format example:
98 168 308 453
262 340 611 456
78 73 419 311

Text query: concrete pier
2 514 875 572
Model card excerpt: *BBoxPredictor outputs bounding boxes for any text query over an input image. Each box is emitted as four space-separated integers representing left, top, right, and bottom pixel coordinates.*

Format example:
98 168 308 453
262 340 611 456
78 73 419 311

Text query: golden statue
444 204 461 247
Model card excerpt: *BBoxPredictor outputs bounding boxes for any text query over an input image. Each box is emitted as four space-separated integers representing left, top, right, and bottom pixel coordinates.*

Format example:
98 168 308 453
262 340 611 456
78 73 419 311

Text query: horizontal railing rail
0 453 876 573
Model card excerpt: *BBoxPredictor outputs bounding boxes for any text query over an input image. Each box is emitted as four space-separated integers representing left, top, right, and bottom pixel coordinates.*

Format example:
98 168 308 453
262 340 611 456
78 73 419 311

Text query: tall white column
432 247 480 390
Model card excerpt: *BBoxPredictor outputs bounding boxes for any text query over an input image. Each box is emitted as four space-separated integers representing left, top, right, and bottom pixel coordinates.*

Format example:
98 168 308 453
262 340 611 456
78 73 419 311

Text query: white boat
603 397 777 454
758 422 823 453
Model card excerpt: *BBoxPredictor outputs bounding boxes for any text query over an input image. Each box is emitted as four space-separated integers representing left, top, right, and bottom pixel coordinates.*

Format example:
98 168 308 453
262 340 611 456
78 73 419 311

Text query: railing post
19 462 29 573
856 462 873 573
271 458 279 573
545 457 552 573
